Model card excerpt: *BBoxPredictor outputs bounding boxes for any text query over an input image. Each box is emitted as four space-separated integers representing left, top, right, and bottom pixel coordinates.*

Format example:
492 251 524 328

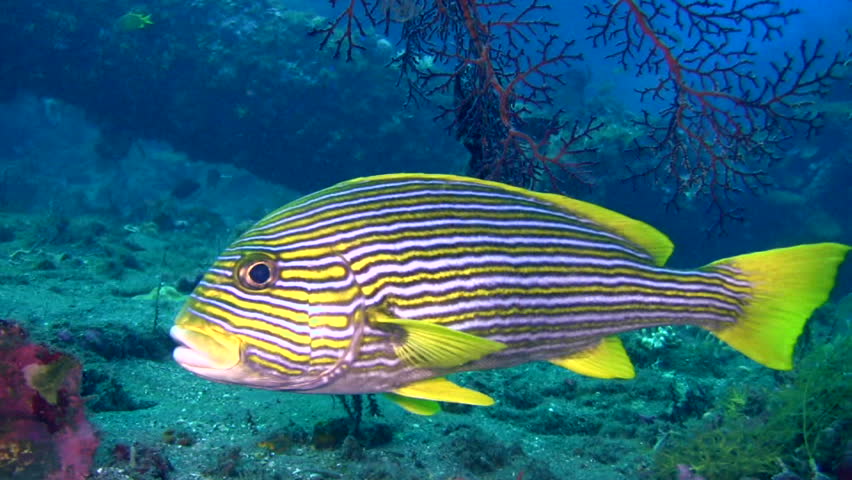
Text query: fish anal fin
382 393 441 415
373 313 505 369
550 336 635 379
392 377 494 407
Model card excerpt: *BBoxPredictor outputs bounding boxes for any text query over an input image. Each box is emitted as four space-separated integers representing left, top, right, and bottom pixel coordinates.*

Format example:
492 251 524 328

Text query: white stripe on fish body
248 178 598 234
273 276 355 292
241 215 638 256
349 253 750 289
244 347 311 376
249 179 459 229
382 292 742 323
255 200 598 242
238 202 626 254
348 252 745 288
342 233 649 263
357 271 747 296
443 309 738 333
184 302 312 353
195 281 313 331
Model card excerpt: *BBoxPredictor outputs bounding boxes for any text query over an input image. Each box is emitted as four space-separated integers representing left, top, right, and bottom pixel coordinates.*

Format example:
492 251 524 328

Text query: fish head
171 246 364 392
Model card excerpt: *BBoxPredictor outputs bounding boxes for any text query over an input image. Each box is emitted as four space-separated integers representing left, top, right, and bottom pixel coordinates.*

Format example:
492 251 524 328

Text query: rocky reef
0 0 461 192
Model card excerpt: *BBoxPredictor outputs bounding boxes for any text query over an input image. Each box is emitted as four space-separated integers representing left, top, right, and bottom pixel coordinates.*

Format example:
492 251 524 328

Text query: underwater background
0 1 850 479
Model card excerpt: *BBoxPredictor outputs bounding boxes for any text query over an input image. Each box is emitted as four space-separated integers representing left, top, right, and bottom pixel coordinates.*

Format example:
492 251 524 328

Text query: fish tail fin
703 243 850 370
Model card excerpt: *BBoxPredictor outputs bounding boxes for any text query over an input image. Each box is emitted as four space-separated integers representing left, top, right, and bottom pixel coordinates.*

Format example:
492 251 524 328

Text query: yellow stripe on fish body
171 173 850 414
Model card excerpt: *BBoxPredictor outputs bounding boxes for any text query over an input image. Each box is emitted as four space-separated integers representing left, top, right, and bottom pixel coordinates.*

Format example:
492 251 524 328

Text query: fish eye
237 256 277 290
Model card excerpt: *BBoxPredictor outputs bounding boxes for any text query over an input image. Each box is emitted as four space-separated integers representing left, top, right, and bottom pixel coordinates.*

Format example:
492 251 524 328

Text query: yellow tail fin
704 243 850 370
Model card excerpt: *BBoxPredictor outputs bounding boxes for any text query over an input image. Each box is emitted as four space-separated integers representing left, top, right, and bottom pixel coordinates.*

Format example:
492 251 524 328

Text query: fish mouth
170 309 293 388
170 324 243 376
171 318 314 391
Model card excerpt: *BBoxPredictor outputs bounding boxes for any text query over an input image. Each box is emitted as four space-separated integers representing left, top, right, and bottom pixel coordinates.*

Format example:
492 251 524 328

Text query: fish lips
170 324 302 389
170 325 243 376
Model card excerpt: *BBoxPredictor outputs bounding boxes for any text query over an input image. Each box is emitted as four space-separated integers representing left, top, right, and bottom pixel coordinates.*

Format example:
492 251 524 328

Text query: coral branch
313 0 842 230
586 0 842 231
310 0 379 61
316 0 601 190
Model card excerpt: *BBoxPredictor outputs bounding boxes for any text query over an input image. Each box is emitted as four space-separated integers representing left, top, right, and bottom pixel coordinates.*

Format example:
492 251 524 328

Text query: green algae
23 355 78 405
653 334 852 479
132 285 186 301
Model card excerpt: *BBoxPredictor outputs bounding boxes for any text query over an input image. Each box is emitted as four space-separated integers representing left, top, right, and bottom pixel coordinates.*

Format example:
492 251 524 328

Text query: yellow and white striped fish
171 174 850 415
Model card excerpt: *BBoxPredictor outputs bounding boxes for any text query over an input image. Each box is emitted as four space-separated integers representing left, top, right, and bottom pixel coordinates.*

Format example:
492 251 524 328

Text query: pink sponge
0 320 99 480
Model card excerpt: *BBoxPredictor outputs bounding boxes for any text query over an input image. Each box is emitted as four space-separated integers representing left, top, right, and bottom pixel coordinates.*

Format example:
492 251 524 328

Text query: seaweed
653 334 852 479
765 335 852 476
653 416 783 479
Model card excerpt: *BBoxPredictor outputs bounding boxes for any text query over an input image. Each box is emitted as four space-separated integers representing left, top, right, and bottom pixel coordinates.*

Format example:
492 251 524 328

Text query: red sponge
0 320 99 480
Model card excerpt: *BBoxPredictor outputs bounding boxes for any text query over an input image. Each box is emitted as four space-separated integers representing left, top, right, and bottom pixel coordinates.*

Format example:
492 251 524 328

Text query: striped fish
171 174 850 415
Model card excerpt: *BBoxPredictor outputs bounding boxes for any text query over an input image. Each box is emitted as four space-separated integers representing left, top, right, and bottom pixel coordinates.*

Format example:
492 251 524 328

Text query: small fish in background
41 97 62 126
114 11 153 32
170 174 850 415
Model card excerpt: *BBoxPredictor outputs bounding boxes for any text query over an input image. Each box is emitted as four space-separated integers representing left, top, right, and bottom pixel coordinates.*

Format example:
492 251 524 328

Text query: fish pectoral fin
382 393 441 415
373 314 505 369
392 377 494 407
550 336 635 379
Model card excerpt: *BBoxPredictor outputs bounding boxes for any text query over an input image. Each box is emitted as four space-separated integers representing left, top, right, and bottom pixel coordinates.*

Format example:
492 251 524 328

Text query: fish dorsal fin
550 337 636 379
392 377 495 407
382 393 442 415
372 313 505 369
537 192 673 266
